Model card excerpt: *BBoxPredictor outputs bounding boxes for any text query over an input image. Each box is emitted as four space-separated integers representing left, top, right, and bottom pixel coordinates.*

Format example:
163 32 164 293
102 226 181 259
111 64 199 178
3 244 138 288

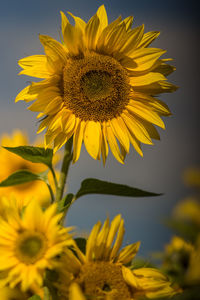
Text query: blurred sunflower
0 201 73 292
16 5 177 164
0 130 57 207
0 286 28 300
56 215 175 300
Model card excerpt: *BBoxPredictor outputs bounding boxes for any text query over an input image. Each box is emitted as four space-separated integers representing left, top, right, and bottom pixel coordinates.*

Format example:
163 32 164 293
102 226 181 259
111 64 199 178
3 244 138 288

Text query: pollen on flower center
75 261 132 300
63 53 130 122
15 231 47 264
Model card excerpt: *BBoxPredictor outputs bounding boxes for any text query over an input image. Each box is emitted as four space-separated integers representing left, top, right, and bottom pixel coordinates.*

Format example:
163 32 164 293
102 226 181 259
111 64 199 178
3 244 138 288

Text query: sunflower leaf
0 170 43 187
57 193 74 213
3 146 53 168
76 178 162 199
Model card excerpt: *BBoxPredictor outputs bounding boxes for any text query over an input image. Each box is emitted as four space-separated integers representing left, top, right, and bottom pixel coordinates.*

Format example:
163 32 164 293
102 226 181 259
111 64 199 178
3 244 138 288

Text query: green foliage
57 193 74 213
76 178 162 199
3 146 53 168
0 170 44 187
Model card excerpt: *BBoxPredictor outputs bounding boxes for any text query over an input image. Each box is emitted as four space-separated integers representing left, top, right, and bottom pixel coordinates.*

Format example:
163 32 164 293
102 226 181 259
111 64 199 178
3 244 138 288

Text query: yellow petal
18 55 52 78
84 121 101 160
127 48 166 73
122 266 139 288
130 72 166 86
69 283 86 300
125 128 143 156
15 86 37 102
63 23 84 55
127 103 165 129
118 241 140 264
68 12 86 33
60 11 69 39
104 215 121 259
73 120 85 163
101 122 109 165
106 125 124 164
110 218 125 260
85 14 100 50
96 5 108 35
86 221 102 261
122 16 134 31
133 80 178 95
39 35 67 65
137 31 160 48
110 117 130 153
120 24 144 55
122 112 152 145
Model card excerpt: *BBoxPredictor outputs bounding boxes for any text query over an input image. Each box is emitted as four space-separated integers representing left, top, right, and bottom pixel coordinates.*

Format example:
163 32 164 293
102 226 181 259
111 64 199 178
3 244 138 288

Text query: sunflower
56 215 175 300
0 200 73 292
16 5 177 164
0 130 57 207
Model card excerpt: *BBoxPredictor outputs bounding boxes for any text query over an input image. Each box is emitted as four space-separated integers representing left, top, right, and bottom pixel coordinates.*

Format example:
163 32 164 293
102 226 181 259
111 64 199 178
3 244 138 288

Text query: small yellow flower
16 5 177 164
56 215 175 300
173 198 200 227
0 201 73 292
0 130 56 207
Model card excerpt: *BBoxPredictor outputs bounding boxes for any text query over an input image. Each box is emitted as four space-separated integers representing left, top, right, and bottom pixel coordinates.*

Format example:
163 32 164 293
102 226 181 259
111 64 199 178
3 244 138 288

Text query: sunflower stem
56 137 73 202
49 165 58 190
46 182 55 204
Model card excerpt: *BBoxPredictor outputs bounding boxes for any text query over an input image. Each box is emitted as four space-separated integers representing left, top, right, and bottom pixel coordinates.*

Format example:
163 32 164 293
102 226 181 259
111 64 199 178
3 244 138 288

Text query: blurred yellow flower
183 167 200 188
0 201 73 292
186 234 200 285
0 130 56 207
16 5 177 164
56 215 175 300
173 198 200 227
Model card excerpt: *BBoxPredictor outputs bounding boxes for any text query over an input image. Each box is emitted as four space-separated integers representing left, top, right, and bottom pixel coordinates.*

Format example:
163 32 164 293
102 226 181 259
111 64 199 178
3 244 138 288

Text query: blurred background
0 0 199 256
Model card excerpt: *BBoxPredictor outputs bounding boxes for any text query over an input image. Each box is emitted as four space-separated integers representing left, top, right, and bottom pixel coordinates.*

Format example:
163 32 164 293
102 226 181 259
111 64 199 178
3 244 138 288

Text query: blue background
0 0 199 256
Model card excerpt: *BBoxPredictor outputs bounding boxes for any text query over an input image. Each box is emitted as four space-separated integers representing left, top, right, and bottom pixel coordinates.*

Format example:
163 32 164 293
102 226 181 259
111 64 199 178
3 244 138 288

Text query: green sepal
57 193 74 213
76 178 162 199
75 237 87 254
28 296 41 300
3 146 53 168
0 170 45 187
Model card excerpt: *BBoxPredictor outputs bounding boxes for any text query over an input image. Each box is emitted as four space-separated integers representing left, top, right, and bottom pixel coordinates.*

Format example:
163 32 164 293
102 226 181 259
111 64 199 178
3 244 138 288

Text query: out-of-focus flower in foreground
0 130 57 207
16 5 177 164
0 200 73 292
56 215 175 300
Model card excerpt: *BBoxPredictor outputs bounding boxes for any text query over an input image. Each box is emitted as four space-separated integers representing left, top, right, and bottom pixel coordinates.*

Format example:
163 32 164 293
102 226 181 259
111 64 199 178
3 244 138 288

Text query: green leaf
0 170 43 187
76 178 161 199
28 296 41 300
3 146 53 168
57 193 74 213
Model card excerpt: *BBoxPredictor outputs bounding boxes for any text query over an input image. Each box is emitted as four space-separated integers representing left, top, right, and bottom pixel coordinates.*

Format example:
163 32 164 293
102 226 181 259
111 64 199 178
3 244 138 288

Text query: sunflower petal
84 121 101 160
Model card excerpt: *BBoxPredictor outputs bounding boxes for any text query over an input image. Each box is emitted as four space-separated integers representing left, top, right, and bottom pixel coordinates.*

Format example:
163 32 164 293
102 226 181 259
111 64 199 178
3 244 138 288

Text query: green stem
56 137 73 202
49 166 58 190
46 182 55 203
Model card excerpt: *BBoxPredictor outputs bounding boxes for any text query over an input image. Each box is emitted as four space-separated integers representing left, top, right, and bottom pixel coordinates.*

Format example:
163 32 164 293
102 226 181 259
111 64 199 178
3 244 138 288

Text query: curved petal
84 121 101 160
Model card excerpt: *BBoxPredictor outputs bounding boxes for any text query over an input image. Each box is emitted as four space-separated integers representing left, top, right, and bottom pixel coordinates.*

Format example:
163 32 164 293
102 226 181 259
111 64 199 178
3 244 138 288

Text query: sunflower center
15 231 47 264
80 70 113 102
76 261 132 300
63 53 130 122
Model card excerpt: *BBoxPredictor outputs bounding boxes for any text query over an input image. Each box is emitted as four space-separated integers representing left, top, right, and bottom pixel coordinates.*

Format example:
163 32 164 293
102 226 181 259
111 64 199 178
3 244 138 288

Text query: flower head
0 130 56 207
56 215 175 300
16 5 177 164
0 200 73 291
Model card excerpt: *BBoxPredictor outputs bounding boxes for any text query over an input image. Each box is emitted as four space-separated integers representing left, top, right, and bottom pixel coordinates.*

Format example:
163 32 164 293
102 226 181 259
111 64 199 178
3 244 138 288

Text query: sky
0 0 199 256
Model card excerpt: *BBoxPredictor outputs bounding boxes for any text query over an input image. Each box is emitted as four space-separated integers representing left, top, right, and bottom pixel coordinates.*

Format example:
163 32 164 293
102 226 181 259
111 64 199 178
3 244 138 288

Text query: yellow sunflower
0 130 57 207
0 200 73 292
16 5 177 164
56 215 175 300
